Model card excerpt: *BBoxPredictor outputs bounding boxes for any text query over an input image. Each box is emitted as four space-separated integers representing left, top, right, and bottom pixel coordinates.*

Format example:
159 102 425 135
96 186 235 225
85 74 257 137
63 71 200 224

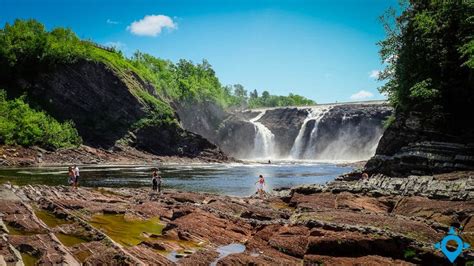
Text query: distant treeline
223 84 315 109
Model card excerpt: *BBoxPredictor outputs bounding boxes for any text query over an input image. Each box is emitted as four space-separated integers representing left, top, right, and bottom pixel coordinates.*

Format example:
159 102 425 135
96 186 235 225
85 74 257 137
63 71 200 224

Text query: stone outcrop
295 171 474 201
173 101 229 146
366 111 474 176
216 115 257 158
0 144 227 167
173 101 259 158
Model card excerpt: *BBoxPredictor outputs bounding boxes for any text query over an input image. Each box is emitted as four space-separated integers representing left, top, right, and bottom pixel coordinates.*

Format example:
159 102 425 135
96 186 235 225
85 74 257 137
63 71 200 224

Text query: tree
249 89 258 99
378 0 474 122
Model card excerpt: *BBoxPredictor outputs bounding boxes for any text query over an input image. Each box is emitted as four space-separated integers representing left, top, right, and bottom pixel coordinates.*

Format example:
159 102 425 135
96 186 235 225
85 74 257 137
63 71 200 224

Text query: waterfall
249 111 276 159
289 106 332 159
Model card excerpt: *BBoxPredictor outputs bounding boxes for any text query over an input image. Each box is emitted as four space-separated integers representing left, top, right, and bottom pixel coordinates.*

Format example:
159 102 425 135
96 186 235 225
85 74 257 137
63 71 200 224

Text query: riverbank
0 172 472 265
0 145 233 167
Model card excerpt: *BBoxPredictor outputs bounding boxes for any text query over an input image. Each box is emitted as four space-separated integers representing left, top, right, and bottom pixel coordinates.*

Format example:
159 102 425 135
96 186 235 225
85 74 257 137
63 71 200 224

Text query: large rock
216 115 257 158
366 112 474 176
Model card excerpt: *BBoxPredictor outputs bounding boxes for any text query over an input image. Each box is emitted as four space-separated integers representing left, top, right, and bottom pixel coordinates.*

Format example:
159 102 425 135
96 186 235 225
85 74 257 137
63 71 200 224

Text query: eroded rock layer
1 172 472 265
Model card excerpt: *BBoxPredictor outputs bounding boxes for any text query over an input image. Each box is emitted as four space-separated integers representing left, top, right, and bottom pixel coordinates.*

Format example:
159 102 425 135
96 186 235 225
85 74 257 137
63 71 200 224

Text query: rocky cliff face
365 112 474 176
257 108 309 156
177 102 392 160
1 59 227 160
173 101 230 146
304 104 392 160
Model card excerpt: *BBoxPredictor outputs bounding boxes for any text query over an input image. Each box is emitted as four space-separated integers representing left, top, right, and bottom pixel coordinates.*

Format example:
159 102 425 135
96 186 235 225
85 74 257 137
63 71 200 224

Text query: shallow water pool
0 161 353 196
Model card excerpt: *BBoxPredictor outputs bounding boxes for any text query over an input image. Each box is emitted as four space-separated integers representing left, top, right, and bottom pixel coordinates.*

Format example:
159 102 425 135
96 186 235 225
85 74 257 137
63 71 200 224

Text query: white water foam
289 106 332 159
249 111 276 159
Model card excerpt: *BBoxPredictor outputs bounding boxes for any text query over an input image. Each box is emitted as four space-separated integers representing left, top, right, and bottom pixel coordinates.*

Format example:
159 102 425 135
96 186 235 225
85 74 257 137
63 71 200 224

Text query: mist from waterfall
289 106 332 159
313 125 383 160
287 105 386 161
249 111 276 159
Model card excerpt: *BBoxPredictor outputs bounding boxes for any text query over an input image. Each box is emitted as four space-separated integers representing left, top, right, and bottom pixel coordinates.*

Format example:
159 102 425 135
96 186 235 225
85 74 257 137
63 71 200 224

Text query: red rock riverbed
0 174 472 265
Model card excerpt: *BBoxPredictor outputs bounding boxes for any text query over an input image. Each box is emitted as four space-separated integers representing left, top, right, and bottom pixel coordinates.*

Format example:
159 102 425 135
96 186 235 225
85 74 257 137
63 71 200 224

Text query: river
0 161 353 196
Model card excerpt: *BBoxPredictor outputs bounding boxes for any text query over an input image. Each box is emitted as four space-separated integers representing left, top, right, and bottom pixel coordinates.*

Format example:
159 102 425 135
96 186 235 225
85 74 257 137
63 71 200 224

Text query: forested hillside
0 19 314 149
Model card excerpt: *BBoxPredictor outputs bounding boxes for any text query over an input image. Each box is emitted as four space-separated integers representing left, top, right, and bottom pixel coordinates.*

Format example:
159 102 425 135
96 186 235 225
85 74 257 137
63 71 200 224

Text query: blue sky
0 0 398 103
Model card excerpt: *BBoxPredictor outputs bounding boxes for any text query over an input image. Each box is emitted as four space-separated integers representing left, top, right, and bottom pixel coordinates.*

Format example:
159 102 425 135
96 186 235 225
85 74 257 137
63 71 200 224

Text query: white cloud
106 19 119 25
104 41 126 50
369 70 380 79
127 15 177 37
350 90 374 100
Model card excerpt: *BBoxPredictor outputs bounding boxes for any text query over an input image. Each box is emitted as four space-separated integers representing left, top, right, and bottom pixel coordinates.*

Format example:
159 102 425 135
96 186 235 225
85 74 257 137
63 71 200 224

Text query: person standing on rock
152 169 162 194
255 175 265 198
73 165 80 189
68 166 75 188
361 172 369 180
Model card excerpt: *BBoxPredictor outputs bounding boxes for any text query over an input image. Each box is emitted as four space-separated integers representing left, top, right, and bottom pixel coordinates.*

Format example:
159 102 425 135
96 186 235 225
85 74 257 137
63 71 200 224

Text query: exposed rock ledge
0 144 232 167
289 172 474 201
365 112 474 176
0 173 472 265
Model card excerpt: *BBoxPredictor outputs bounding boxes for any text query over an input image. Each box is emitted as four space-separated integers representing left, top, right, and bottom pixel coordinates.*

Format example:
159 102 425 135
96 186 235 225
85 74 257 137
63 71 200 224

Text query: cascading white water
249 111 276 159
289 106 332 159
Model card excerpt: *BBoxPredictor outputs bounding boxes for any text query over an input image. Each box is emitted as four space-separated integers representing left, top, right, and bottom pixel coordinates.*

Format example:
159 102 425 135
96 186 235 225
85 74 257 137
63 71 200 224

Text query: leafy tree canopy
378 0 474 120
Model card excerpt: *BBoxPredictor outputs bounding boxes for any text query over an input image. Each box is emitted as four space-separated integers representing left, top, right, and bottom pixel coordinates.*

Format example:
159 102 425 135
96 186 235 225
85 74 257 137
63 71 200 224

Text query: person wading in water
68 166 75 189
151 169 162 199
73 164 80 189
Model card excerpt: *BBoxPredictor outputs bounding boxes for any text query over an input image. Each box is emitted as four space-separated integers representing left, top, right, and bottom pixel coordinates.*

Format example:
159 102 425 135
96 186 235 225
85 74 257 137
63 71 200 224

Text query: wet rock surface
0 173 472 265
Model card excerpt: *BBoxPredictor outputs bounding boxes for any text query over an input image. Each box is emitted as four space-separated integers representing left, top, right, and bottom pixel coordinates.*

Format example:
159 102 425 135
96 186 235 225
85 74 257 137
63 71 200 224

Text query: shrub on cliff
0 90 82 149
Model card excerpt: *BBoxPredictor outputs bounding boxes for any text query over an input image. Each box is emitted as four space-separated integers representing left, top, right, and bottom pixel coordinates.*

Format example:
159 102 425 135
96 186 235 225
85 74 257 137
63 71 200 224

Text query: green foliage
403 249 417 259
173 59 227 104
461 39 474 68
409 79 439 103
0 90 82 149
377 1 474 116
0 19 87 73
383 114 396 129
248 91 315 108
